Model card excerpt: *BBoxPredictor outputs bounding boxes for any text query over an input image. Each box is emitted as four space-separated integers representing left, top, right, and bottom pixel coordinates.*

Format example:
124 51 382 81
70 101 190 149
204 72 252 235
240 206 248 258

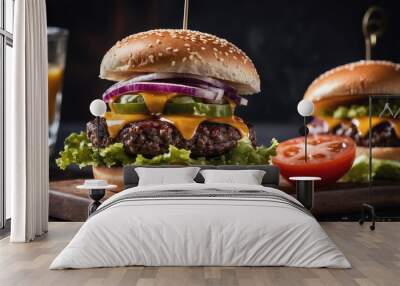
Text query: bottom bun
356 146 400 161
92 166 124 193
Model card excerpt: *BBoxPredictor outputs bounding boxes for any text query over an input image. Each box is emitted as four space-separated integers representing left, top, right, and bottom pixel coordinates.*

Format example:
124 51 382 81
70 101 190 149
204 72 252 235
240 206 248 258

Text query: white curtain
8 0 49 242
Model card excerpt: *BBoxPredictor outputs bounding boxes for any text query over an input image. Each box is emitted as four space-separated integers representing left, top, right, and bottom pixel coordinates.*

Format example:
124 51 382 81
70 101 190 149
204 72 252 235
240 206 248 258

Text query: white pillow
200 169 266 185
135 167 200 186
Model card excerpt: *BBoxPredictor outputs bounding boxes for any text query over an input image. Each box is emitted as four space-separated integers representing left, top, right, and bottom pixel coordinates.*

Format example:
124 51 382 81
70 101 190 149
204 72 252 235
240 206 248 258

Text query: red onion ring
117 72 227 89
103 72 248 106
102 82 222 103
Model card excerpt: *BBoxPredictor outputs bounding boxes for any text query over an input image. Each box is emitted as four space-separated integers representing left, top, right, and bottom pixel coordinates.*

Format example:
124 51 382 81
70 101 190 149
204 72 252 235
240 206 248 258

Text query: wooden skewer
183 0 189 30
362 6 385 60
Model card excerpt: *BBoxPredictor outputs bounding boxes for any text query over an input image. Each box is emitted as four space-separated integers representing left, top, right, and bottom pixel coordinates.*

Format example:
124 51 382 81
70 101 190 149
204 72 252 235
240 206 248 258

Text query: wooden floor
0 222 399 286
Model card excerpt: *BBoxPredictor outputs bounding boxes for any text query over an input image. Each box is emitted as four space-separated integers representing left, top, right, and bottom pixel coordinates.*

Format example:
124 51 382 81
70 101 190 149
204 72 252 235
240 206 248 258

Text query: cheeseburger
305 60 400 162
89 29 259 158
58 29 277 186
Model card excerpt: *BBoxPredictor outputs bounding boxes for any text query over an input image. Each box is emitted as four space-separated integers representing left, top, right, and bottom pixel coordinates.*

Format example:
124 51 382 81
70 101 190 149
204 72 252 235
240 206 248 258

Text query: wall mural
47 2 400 224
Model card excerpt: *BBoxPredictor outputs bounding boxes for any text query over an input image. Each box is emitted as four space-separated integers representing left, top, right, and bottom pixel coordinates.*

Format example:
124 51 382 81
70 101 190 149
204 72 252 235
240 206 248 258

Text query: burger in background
57 29 278 189
305 60 400 182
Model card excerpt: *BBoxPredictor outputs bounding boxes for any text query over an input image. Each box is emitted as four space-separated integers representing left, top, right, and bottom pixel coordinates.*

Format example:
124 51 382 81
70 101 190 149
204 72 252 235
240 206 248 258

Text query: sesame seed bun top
304 60 400 109
100 29 260 95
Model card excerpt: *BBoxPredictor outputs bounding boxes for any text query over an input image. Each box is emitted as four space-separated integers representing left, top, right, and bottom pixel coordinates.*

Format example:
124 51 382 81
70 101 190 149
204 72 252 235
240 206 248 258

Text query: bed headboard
123 165 280 189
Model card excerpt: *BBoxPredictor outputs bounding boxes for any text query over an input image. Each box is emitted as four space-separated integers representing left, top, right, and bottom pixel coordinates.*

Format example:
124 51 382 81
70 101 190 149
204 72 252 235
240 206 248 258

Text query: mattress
50 183 350 269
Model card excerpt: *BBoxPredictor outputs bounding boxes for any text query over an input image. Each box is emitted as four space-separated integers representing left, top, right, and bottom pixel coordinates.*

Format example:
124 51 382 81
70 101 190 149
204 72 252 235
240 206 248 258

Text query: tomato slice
272 135 356 185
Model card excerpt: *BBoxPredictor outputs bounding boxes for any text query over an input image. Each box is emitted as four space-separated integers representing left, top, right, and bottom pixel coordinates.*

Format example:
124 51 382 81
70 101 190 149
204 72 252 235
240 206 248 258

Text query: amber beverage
48 27 68 154
48 65 64 125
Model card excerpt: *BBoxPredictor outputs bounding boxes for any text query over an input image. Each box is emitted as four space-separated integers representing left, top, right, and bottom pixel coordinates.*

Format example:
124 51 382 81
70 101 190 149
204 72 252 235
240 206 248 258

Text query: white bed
50 183 350 269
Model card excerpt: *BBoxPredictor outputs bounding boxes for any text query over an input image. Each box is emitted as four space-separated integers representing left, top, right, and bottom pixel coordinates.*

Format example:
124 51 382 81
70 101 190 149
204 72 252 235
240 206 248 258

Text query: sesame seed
117 30 256 69
182 57 187 62
148 55 154 63
171 61 176 66
190 52 202 60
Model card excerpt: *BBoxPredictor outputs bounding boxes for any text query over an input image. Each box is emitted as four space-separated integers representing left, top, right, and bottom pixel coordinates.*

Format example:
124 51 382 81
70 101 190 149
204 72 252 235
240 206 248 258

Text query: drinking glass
48 27 68 155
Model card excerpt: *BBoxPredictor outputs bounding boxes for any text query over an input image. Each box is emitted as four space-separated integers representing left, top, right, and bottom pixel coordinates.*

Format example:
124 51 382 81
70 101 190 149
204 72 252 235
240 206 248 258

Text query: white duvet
50 183 350 269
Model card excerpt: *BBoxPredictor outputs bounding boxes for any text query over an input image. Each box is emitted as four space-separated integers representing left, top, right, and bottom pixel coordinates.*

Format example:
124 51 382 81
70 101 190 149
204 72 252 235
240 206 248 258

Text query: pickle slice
110 102 148 114
111 101 233 117
164 103 233 117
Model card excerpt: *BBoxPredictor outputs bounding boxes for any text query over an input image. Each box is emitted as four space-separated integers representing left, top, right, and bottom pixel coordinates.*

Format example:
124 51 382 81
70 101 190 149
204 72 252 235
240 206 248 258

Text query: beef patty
87 118 256 158
309 119 400 147
333 122 400 147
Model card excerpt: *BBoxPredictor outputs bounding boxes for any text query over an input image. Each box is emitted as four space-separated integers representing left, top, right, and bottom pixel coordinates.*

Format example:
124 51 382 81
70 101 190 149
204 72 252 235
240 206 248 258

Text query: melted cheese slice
209 116 249 137
104 112 249 140
104 112 151 138
320 116 400 138
105 92 248 140
351 117 385 137
141 92 178 114
161 115 206 140
161 115 249 140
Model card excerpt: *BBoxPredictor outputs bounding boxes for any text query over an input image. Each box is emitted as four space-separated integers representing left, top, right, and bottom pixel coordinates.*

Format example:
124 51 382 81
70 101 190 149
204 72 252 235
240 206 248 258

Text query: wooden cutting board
49 180 115 222
279 179 400 218
49 179 400 222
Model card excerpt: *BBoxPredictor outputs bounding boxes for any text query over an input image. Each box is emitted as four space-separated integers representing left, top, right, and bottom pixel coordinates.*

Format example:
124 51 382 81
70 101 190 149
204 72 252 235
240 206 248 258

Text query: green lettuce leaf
225 137 278 165
342 155 400 183
100 143 135 167
56 132 135 169
134 145 192 165
56 132 279 169
56 132 96 170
